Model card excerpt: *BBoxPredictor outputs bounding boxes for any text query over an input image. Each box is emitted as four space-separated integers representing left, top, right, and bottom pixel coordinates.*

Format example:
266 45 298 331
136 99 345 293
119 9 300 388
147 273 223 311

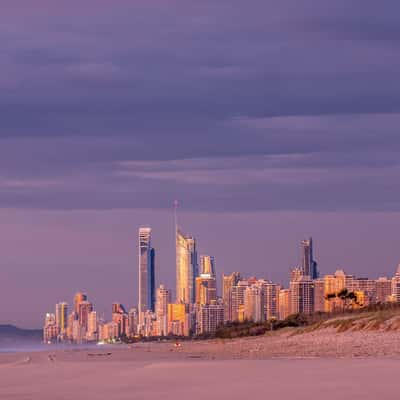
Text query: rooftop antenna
173 199 179 233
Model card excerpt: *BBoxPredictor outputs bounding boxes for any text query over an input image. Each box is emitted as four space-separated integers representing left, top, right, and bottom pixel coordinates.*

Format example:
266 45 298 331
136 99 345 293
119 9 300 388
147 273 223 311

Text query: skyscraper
200 255 215 276
55 302 68 335
196 304 224 335
195 255 217 305
73 292 87 314
290 267 303 282
176 229 198 304
301 238 318 279
313 278 325 312
222 272 241 322
112 303 128 337
195 276 217 305
391 265 400 302
290 275 314 315
324 270 348 312
87 311 98 341
244 284 265 322
231 280 250 322
43 313 58 343
128 307 139 337
78 301 93 330
138 227 156 323
257 280 279 320
353 278 377 306
376 277 392 303
278 289 290 320
168 303 190 336
156 285 171 336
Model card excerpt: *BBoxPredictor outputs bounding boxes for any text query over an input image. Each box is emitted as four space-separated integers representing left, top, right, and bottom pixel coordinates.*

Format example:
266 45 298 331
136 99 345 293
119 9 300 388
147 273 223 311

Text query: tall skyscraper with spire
138 227 155 323
301 237 318 279
176 229 198 304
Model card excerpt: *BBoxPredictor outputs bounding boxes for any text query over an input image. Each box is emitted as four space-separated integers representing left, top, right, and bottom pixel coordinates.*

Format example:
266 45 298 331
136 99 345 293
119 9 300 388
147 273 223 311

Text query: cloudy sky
1 1 400 327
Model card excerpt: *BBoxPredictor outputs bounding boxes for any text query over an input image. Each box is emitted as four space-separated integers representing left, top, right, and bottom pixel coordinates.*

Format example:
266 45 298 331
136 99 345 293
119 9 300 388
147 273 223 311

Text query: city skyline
42 220 400 343
4 210 400 328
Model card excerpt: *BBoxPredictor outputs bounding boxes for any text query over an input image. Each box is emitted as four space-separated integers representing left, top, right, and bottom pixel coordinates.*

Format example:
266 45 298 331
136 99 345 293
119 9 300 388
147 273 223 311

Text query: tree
325 288 360 312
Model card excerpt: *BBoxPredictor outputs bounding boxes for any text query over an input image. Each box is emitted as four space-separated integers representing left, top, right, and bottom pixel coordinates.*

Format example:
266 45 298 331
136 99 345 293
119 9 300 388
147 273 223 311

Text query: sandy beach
1 329 400 399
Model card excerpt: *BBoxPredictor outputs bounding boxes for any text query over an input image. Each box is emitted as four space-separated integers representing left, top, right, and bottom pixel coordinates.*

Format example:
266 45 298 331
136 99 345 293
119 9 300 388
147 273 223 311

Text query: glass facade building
176 229 198 304
301 237 318 279
138 227 155 323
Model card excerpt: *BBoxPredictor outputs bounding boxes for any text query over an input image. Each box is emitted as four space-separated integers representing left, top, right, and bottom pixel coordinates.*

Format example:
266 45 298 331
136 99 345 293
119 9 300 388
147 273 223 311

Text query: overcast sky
1 1 400 327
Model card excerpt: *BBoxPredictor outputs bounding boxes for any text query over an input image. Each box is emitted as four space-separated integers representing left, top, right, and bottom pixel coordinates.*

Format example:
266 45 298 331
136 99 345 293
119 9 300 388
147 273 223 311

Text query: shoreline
3 327 400 360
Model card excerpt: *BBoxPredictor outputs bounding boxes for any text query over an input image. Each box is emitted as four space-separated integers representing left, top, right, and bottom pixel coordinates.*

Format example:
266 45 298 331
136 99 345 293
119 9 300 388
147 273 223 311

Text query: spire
173 199 179 233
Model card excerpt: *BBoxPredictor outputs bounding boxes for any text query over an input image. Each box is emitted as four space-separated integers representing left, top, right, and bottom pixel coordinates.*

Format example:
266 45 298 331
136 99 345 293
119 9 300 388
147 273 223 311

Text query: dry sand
1 329 400 399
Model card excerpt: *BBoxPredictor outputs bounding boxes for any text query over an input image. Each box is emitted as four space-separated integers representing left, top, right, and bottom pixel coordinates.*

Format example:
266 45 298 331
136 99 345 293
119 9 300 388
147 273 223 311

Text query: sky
1 1 400 327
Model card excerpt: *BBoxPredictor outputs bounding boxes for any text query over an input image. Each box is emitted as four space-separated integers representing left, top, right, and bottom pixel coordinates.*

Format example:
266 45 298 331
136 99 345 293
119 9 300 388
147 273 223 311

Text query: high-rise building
196 304 224 335
78 301 93 331
43 313 59 343
73 292 87 314
231 280 250 322
195 276 217 305
290 276 314 315
167 303 190 336
87 311 98 341
200 255 215 276
266 283 280 320
313 278 325 312
156 285 171 336
72 319 86 343
99 322 119 341
392 265 400 302
112 303 127 315
142 310 156 337
128 307 139 337
244 284 265 322
55 302 68 335
301 238 318 280
150 248 155 308
323 270 347 312
278 289 290 320
112 303 128 337
176 229 198 304
322 270 378 311
66 312 77 340
195 255 217 305
290 267 303 282
138 227 156 323
354 278 377 306
257 280 280 320
376 277 392 303
222 272 241 322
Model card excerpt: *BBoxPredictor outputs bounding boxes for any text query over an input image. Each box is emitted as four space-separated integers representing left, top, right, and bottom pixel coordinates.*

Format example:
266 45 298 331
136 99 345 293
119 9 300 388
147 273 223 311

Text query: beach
1 329 400 399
